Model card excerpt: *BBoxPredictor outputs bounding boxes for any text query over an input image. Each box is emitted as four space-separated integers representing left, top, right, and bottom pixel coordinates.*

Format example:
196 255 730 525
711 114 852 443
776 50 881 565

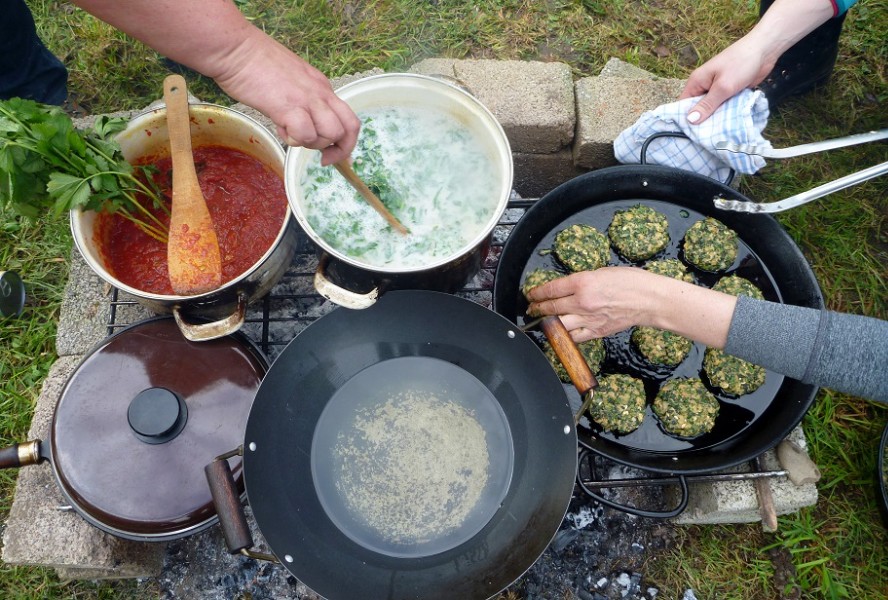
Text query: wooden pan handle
540 315 598 396
205 458 253 554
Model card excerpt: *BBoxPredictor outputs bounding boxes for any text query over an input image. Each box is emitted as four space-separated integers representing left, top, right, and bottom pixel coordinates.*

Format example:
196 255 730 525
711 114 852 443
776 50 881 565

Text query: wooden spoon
163 74 223 295
333 159 410 235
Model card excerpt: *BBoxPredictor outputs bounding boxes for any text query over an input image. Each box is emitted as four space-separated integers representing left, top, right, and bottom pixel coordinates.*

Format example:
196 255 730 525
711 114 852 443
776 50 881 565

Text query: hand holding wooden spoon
163 74 223 295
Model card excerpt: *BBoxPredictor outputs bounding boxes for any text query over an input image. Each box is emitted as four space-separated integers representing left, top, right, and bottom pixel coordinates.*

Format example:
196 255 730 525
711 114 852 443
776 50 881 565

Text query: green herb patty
683 217 738 272
653 378 719 437
608 204 670 261
543 338 605 383
553 224 610 272
587 374 647 434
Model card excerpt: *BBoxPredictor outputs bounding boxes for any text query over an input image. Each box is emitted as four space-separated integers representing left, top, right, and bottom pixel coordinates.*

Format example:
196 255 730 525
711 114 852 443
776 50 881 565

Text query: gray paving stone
599 57 660 79
412 58 575 153
671 427 818 526
573 75 685 169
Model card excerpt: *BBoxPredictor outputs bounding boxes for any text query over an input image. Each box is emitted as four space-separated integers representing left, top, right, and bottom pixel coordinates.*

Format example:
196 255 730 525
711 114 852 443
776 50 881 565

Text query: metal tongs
713 128 888 213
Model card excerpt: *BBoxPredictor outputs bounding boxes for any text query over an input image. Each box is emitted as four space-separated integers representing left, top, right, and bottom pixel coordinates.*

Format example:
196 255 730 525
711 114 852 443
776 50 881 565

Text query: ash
147 457 675 600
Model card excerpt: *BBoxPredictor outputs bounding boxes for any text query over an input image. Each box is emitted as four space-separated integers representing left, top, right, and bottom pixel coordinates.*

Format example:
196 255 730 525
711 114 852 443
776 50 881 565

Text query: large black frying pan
207 290 577 600
493 165 823 478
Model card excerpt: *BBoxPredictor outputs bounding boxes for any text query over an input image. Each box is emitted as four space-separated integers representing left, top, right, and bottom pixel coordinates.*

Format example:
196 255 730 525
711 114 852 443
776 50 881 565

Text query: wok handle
205 457 253 554
0 440 42 469
540 316 598 395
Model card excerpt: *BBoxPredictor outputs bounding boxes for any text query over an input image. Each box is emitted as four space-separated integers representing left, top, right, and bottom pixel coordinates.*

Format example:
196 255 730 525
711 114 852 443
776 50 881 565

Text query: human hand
525 266 737 349
212 32 361 165
525 267 655 342
679 35 775 125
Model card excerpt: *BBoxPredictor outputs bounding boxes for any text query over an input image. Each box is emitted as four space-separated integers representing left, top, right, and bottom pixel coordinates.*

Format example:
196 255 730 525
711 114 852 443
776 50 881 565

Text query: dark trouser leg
756 0 847 107
0 0 68 104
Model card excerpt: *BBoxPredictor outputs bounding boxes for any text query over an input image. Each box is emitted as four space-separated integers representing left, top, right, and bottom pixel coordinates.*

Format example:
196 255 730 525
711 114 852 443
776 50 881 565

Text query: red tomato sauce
96 145 287 295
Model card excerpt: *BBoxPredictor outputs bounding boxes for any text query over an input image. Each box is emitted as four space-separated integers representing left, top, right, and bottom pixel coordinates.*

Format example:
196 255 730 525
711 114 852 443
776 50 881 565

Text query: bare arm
525 267 738 349
680 0 835 124
72 0 360 165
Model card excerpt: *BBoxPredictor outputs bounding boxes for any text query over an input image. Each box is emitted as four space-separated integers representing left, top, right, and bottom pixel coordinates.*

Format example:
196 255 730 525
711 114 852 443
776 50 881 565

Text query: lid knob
127 387 188 444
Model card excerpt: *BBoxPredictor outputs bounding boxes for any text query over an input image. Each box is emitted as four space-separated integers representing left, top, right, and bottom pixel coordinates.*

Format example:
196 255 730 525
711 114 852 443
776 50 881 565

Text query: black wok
493 165 823 479
207 290 577 600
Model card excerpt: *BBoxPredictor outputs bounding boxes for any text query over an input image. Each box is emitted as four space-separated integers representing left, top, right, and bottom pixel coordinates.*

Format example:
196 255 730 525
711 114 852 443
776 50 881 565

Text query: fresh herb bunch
0 97 169 242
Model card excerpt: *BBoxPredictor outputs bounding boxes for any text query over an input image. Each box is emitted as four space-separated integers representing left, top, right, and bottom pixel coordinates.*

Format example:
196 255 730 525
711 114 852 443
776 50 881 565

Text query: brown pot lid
51 317 266 540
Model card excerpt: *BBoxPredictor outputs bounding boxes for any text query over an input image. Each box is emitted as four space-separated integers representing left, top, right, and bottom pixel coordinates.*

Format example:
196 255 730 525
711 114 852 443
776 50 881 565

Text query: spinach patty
588 374 647 434
644 258 694 283
703 347 766 396
631 326 693 366
521 268 562 299
683 217 738 272
553 224 610 272
543 338 605 383
653 378 719 437
712 274 764 300
608 204 670 261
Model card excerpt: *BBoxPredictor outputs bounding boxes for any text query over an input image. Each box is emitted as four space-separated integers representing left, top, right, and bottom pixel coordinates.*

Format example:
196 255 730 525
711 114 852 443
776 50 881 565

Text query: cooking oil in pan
310 356 514 558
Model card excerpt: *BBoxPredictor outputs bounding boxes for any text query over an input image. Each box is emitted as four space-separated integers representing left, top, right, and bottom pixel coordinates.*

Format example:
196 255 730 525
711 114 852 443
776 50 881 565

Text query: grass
4 0 887 598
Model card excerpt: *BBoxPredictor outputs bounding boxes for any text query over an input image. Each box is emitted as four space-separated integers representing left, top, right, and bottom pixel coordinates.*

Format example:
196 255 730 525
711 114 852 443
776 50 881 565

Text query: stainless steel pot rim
284 72 514 274
70 102 292 301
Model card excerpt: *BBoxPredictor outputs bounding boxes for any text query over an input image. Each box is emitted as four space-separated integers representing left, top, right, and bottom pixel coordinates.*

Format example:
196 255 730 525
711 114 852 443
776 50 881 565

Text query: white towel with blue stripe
613 89 771 183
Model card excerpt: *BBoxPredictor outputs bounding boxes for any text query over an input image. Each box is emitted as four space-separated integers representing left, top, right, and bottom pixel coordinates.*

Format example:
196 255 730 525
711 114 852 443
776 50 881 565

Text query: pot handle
314 256 379 309
205 450 278 563
0 440 42 469
576 448 690 519
173 293 247 341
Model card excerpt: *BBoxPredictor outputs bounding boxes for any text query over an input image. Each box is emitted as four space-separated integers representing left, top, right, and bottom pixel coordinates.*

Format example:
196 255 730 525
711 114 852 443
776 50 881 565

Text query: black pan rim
493 165 824 475
242 290 578 600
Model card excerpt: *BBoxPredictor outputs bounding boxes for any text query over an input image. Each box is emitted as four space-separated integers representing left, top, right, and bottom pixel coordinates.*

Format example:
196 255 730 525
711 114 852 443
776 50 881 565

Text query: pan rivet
563 425 571 434
284 555 294 563
642 180 649 187
507 330 516 339
248 442 257 451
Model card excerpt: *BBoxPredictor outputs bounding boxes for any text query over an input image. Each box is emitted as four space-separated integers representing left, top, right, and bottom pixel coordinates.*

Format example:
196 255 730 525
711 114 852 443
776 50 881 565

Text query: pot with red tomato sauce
71 102 298 341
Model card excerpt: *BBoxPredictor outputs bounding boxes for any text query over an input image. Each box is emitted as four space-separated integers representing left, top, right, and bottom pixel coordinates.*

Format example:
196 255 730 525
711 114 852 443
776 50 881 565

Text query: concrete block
411 58 575 154
56 251 154 357
513 149 588 199
599 57 657 79
573 76 685 170
671 427 818 526
1 357 166 578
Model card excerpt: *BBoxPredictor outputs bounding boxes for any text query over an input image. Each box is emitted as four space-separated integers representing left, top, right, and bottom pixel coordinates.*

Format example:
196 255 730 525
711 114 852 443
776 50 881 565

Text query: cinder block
512 149 588 198
411 58 575 154
671 427 818 526
573 76 685 169
599 57 658 79
1 357 166 578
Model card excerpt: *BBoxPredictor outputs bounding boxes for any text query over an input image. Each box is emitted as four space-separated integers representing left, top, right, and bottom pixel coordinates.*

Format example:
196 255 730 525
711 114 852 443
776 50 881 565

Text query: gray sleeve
724 296 888 403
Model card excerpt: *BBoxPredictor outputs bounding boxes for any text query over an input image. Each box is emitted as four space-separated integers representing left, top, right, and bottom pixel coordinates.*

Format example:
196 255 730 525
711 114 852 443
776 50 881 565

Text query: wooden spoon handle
333 160 410 235
164 75 199 187
163 74 223 295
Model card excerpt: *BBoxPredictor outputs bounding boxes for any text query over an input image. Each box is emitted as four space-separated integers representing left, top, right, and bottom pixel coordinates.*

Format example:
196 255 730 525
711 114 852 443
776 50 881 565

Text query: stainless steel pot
70 102 298 341
284 73 513 309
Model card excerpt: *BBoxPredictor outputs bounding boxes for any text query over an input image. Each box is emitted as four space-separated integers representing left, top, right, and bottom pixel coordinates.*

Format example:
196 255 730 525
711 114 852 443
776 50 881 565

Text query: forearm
726 297 888 402
71 0 259 81
743 0 836 65
642 276 737 349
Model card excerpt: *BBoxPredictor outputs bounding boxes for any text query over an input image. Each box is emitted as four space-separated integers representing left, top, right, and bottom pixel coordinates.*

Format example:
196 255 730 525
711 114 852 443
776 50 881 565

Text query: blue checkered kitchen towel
613 89 772 183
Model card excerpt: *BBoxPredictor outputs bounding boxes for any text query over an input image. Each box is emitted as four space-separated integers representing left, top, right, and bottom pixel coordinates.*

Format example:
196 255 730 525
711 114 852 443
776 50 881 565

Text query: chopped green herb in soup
300 107 500 268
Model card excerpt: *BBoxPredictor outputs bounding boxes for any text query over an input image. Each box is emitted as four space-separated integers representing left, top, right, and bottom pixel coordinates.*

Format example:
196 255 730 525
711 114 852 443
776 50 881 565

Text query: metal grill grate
106 197 534 362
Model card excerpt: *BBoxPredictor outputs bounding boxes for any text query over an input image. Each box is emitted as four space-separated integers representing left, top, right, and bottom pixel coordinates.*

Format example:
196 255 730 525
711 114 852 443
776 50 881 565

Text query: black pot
493 165 824 476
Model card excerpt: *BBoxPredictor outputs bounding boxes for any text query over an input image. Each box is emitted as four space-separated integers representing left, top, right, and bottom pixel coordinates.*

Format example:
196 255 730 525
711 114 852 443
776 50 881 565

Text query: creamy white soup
300 106 500 269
